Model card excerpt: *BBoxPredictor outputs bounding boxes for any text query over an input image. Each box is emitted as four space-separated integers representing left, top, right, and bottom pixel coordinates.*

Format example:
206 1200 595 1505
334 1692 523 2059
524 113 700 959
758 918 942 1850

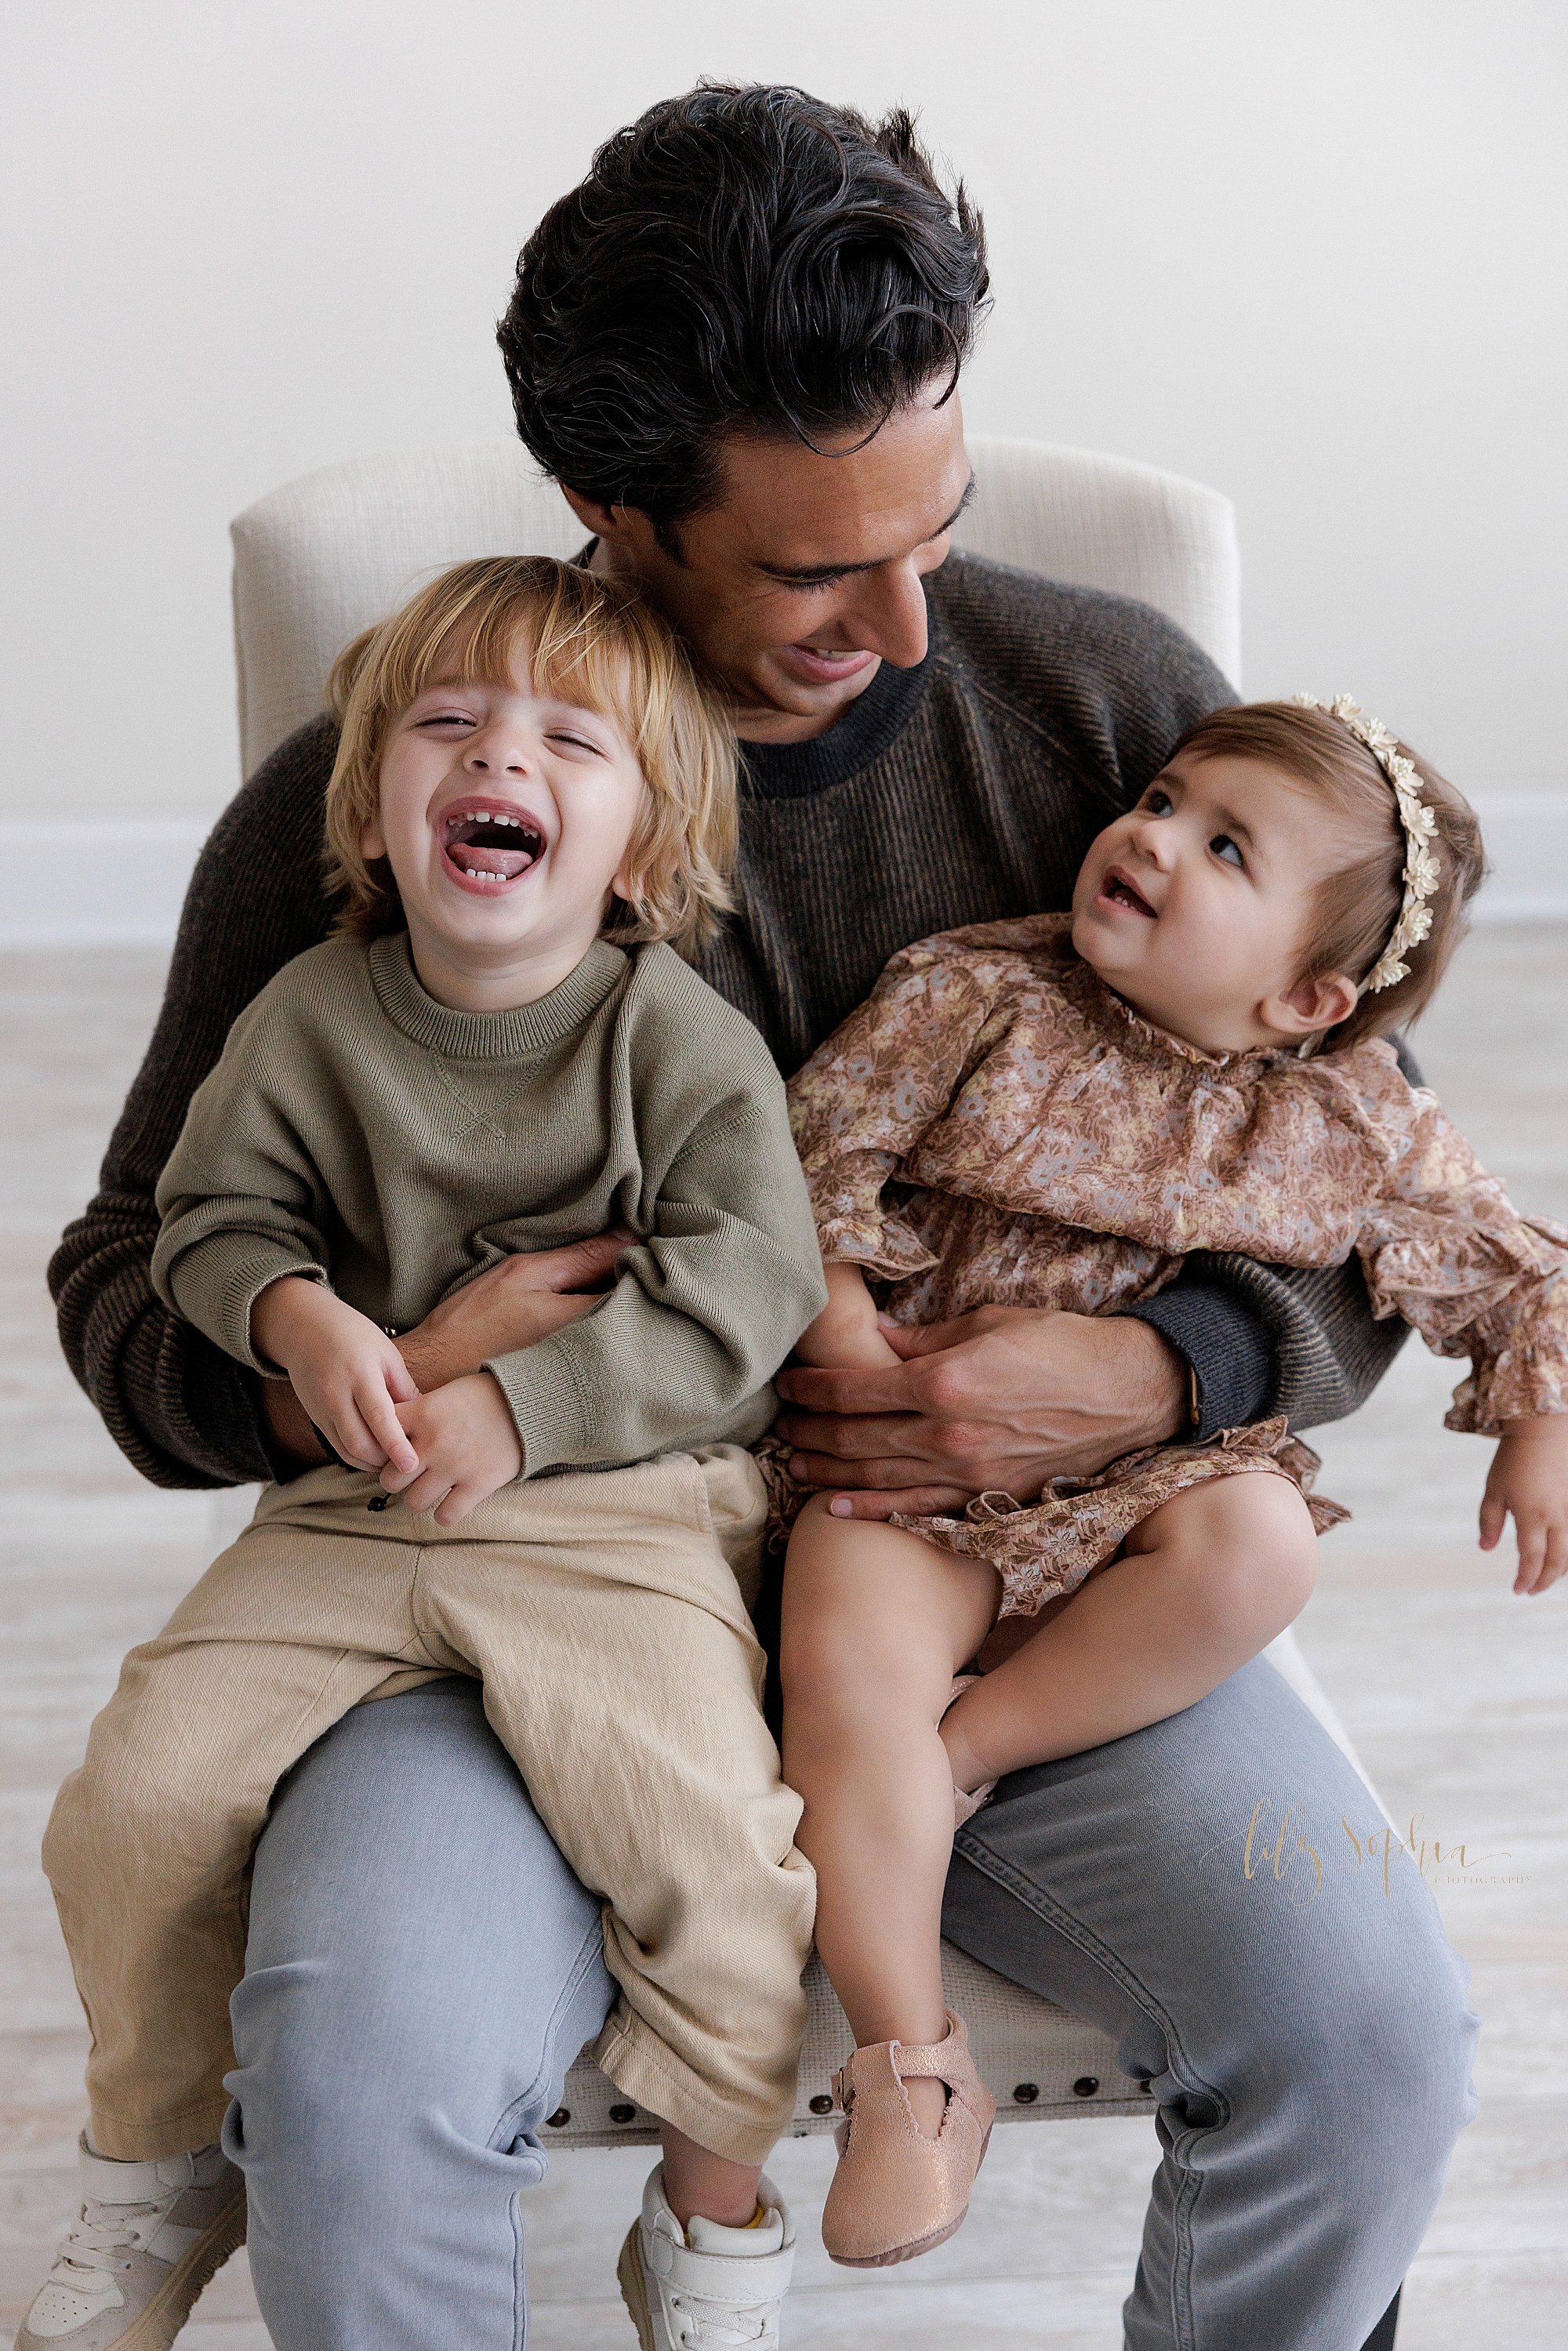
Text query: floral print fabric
783 913 1568 1613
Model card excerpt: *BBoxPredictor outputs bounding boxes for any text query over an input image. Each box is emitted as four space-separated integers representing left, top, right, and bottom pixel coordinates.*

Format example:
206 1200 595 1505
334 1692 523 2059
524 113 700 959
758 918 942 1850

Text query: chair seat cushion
539 1947 1153 2150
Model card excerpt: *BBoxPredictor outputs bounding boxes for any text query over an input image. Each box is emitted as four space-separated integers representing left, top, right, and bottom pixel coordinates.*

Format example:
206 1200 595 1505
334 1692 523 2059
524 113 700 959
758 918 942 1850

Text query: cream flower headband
1291 693 1441 993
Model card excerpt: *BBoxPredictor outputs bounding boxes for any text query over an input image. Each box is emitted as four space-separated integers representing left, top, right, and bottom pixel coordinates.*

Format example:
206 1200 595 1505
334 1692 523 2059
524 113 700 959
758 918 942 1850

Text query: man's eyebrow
754 474 977 583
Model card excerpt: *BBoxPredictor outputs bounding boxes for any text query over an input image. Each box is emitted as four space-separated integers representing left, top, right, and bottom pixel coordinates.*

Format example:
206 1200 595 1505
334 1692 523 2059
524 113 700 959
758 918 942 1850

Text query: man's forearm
1178 1250 1409 1433
1124 1278 1272 1440
46 716 344 1492
49 1216 274 1489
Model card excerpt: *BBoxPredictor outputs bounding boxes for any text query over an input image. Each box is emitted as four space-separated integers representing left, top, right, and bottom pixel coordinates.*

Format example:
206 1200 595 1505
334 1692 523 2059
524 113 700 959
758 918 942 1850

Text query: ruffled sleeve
1354 1080 1568 1431
786 938 1007 1276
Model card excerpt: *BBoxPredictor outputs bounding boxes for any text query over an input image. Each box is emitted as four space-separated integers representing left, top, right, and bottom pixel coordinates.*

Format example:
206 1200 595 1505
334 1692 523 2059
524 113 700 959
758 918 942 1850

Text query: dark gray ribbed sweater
50 553 1405 1487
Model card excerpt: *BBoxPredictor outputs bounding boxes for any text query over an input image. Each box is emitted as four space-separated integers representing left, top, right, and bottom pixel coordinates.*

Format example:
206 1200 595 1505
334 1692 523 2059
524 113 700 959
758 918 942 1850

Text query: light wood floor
2 928 1564 2348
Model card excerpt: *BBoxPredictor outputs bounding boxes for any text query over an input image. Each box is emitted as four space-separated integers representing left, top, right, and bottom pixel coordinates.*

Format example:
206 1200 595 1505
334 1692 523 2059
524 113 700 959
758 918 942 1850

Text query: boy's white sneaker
16 2135 245 2350
617 2165 795 2350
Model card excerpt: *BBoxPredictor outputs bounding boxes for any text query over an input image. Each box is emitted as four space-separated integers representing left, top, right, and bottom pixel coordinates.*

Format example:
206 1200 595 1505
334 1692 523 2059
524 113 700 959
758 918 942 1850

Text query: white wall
2 0 1564 851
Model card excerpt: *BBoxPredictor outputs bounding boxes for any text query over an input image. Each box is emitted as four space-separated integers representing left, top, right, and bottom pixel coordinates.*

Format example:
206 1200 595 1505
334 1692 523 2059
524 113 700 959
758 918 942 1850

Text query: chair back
230 436 1240 776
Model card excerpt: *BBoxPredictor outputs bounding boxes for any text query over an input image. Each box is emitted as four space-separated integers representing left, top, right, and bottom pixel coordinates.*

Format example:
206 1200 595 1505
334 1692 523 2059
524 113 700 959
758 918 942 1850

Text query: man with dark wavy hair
40 83 1469 2351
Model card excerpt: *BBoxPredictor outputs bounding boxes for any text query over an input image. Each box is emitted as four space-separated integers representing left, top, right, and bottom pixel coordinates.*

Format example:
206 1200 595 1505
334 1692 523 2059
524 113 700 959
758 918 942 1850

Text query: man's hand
774 1304 1189 1519
394 1228 631 1391
256 1233 630 1475
251 1275 421 1477
379 1371 524 1526
1480 1417 1568 1594
259 1377 331 1469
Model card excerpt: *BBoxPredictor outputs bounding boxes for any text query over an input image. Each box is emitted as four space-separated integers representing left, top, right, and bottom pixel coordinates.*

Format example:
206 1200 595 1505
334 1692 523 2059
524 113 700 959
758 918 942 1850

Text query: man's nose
845 561 931 669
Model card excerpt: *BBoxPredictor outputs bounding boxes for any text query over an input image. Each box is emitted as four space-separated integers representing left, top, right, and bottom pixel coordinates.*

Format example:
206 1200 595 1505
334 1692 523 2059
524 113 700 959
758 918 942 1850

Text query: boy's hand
379 1371 523 1526
251 1275 420 1475
794 1260 901 1371
1480 1417 1568 1594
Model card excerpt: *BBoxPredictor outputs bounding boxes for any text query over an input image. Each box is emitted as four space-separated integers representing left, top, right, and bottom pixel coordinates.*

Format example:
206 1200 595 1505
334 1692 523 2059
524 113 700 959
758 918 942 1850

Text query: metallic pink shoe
821 2009 996 2267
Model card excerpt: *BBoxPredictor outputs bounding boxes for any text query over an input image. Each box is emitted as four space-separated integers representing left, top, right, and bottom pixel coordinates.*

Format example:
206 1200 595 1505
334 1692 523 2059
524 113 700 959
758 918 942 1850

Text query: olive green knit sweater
152 933 826 1475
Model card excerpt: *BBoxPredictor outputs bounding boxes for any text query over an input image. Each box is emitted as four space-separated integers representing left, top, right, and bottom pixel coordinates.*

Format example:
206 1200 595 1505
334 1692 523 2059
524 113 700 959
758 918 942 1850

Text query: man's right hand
394 1228 631 1391
258 1229 630 1472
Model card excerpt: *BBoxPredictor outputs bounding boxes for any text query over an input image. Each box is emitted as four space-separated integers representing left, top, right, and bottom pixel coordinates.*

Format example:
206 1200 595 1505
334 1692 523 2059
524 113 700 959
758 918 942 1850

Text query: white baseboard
1460 788 1568 920
0 791 1563 946
0 821 211 945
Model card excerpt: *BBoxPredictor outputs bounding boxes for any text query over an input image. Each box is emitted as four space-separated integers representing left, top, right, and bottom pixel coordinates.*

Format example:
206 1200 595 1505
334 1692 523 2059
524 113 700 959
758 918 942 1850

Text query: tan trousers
44 1446 814 2167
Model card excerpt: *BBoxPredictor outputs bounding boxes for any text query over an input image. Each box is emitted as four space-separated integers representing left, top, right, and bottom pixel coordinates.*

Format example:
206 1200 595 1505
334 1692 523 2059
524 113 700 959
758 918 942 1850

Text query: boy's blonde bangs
324 556 736 954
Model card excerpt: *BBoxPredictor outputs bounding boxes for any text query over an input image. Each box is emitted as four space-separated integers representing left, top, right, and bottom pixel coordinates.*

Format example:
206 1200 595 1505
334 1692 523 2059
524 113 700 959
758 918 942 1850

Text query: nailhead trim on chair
539 1949 1152 2149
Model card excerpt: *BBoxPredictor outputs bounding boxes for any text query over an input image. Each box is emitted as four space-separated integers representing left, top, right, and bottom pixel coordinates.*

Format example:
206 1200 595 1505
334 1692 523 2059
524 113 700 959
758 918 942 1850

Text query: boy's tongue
449 840 535 879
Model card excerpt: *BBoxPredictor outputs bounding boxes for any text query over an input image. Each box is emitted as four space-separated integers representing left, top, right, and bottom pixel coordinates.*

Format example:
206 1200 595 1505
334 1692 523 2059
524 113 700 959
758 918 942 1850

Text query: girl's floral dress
778 914 1568 1615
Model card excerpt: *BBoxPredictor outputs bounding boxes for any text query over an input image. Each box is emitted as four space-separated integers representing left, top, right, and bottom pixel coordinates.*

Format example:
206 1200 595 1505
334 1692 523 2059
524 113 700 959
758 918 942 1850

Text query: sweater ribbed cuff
485 1331 592 1477
1122 1279 1274 1440
167 1238 328 1373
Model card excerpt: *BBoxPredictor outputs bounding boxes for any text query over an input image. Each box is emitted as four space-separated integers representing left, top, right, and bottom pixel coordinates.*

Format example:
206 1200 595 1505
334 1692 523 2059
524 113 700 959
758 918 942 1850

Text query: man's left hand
774 1305 1189 1519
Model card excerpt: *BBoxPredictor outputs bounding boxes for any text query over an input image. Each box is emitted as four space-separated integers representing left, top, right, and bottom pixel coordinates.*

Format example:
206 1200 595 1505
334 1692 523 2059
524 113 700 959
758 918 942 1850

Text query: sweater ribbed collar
368 932 627 1059
739 623 935 802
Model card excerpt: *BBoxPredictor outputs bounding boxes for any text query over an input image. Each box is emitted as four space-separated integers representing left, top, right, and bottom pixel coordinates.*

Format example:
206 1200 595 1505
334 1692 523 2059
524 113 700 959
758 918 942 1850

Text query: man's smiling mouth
440 804 546 887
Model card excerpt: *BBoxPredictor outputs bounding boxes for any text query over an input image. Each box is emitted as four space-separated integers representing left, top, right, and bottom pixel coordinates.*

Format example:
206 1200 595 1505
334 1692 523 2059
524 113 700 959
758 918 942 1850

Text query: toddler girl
777 696 1568 2268
30 557 825 2351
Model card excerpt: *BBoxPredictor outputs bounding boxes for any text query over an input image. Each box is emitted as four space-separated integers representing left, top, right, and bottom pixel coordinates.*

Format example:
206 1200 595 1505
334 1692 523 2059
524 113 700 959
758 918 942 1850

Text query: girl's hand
250 1275 420 1475
1480 1418 1568 1594
378 1371 523 1526
794 1261 901 1371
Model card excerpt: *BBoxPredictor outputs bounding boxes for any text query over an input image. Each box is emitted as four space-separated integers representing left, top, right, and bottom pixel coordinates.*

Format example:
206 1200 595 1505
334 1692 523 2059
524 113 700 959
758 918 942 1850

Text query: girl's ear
1259 969 1359 1041
361 811 387 862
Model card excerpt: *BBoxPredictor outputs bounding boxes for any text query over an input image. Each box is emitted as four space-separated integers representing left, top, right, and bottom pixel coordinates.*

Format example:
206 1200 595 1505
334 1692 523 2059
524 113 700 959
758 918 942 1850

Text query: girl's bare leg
780 1498 998 2137
939 1472 1319 1795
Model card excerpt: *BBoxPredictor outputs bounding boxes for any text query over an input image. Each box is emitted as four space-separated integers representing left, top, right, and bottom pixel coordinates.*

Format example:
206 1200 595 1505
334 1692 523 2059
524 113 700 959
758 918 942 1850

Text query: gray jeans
225 1663 1475 2350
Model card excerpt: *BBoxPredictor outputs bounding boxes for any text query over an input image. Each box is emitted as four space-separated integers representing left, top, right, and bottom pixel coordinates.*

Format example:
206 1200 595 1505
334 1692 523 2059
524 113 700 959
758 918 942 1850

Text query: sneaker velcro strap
666 2246 794 2304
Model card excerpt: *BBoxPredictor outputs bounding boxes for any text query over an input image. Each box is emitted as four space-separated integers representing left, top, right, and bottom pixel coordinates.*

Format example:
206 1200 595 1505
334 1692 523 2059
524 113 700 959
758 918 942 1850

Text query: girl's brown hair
1167 700 1486 1051
324 556 737 955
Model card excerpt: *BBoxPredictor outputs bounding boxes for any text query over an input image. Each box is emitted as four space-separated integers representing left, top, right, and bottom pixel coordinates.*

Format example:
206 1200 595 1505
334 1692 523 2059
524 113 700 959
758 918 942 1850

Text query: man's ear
1259 969 1359 1041
558 484 619 539
558 484 661 564
361 814 387 862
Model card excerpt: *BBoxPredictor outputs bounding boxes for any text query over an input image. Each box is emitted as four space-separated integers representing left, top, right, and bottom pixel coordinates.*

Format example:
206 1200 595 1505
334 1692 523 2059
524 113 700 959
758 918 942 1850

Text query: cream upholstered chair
228 437 1369 2150
232 436 1243 770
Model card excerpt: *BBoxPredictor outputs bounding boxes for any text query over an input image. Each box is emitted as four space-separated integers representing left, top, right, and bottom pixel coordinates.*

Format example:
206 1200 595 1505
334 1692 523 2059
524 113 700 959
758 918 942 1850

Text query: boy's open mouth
439 803 547 888
1098 869 1157 919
